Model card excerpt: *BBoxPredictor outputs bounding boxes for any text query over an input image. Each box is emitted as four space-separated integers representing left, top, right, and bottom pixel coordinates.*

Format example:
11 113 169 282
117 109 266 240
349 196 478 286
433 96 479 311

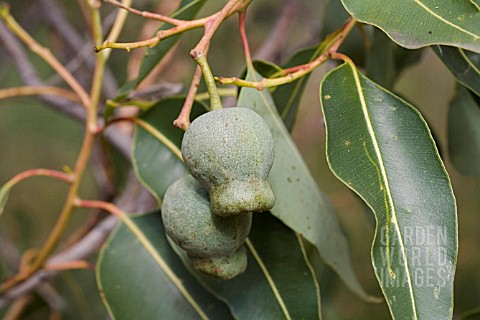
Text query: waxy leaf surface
320 62 457 319
342 0 480 53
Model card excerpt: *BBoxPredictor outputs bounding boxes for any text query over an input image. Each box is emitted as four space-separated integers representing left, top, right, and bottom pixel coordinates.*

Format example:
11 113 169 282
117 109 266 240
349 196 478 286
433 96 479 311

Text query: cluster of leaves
1 0 479 319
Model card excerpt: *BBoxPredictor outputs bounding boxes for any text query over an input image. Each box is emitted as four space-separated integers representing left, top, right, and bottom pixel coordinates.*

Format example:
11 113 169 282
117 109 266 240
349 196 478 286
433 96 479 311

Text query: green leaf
132 98 208 202
320 62 458 319
366 28 422 90
341 0 480 53
171 213 322 320
55 270 107 319
448 86 480 176
117 0 206 98
237 69 374 301
433 46 480 97
97 212 233 320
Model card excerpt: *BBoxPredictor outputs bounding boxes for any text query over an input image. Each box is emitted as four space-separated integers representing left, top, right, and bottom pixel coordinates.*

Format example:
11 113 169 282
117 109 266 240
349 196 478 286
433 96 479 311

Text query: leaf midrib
348 63 419 318
412 0 480 39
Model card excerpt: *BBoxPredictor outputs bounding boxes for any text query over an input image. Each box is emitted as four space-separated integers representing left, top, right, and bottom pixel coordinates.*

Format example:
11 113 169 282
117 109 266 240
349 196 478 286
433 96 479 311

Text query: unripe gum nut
161 175 252 258
182 107 275 217
189 245 247 280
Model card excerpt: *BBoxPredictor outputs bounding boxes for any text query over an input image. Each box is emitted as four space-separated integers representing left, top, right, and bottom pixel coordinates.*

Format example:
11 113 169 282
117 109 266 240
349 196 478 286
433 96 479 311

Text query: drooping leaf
237 69 374 301
132 98 208 203
170 213 322 320
448 86 480 176
320 62 457 319
117 0 206 98
366 28 422 90
341 0 480 53
433 45 480 97
97 212 233 320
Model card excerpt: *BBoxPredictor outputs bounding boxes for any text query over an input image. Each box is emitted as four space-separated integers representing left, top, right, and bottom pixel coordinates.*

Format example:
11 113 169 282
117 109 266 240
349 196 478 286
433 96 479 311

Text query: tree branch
0 22 86 121
0 171 157 308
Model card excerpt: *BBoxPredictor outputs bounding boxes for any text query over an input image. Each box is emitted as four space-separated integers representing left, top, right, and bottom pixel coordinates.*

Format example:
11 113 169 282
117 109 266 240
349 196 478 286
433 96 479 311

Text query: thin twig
96 0 251 53
0 86 80 102
95 18 206 52
40 0 118 97
173 65 202 130
216 18 357 90
0 172 156 308
102 0 185 25
45 260 94 271
3 295 32 320
2 169 74 196
0 5 91 109
0 22 85 121
238 10 253 70
190 0 245 60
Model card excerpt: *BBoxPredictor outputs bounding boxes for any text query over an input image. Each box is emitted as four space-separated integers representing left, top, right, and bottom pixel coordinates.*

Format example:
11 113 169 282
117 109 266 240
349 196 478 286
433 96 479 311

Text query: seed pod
189 245 247 280
162 174 252 258
182 107 275 217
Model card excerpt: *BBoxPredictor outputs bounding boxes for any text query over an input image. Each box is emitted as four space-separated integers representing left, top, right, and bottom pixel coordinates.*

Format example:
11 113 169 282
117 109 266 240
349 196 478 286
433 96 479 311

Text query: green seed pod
189 245 247 280
162 174 252 258
182 107 275 217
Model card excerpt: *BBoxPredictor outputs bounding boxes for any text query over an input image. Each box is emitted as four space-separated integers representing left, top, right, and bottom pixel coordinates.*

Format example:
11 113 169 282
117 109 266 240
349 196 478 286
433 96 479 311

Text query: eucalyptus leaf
55 270 107 319
448 86 480 176
132 98 208 202
171 213 322 320
117 0 206 98
433 45 480 97
97 212 233 320
341 0 480 53
320 62 457 319
237 69 374 301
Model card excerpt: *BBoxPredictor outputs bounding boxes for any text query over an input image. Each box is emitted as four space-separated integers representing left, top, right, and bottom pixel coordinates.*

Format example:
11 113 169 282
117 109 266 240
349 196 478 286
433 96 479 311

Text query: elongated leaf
320 62 457 319
132 98 207 202
97 212 233 320
237 69 374 301
341 0 480 53
118 0 206 97
448 86 480 176
171 213 322 320
433 46 480 97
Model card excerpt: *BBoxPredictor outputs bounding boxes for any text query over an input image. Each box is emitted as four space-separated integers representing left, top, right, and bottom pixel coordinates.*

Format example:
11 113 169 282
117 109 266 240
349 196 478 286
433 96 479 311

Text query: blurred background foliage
0 0 479 319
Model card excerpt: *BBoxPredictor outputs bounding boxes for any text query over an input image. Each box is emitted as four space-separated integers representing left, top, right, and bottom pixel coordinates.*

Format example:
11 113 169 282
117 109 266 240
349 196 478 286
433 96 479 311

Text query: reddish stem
174 65 202 131
4 169 74 189
238 10 253 70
